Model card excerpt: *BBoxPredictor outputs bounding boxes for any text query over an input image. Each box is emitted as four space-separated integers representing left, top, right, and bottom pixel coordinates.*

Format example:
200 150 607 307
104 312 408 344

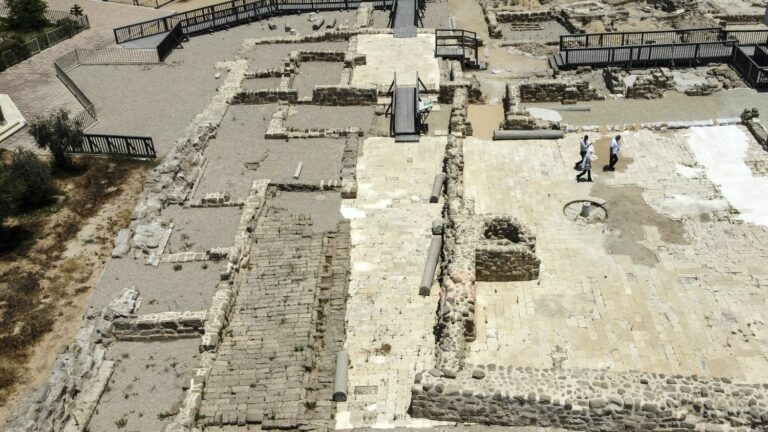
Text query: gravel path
164 206 241 252
88 339 199 432
269 191 342 233
285 105 376 130
90 259 221 314
242 42 348 72
254 138 345 181
293 61 344 98
193 104 277 200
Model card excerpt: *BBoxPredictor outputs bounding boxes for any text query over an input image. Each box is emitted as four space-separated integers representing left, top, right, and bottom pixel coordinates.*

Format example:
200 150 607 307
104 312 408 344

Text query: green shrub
0 170 15 229
28 109 83 171
7 149 55 211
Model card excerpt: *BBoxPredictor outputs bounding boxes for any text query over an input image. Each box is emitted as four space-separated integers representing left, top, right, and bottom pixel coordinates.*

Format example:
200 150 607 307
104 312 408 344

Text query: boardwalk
392 0 416 38
393 86 418 142
0 0 169 152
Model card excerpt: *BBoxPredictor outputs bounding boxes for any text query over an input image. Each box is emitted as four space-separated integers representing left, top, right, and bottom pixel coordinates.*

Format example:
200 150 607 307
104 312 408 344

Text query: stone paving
461 129 768 382
336 136 448 429
0 0 170 152
351 34 441 91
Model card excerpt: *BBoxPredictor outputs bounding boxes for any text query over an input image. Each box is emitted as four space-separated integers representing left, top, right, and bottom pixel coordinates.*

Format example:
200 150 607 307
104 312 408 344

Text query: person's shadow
602 164 615 172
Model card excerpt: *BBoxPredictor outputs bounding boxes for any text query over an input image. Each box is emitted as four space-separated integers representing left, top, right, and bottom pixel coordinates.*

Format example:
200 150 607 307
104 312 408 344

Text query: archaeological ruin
2 0 768 431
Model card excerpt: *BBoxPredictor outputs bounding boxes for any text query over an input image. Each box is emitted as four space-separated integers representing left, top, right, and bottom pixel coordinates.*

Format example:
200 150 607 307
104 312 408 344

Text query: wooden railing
114 0 393 44
66 134 157 158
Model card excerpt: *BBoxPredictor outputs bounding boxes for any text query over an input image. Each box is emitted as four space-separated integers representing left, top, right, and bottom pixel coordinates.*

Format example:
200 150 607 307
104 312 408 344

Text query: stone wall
232 88 299 104
312 84 377 105
412 365 768 431
109 311 206 341
475 216 540 282
496 10 552 23
449 87 473 136
625 68 674 99
519 80 601 103
502 83 560 130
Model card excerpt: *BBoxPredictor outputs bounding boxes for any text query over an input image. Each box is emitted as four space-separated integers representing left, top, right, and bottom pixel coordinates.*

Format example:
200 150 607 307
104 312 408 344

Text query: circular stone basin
563 200 608 223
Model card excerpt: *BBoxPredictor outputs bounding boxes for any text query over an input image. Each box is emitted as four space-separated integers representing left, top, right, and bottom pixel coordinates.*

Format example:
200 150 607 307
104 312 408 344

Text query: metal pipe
493 129 564 140
332 351 348 402
430 174 445 203
419 234 443 296
293 161 304 179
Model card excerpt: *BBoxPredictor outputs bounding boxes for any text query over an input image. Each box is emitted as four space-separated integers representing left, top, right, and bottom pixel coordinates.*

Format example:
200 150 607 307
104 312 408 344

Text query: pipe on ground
332 351 348 402
493 129 564 141
419 234 443 296
430 174 445 203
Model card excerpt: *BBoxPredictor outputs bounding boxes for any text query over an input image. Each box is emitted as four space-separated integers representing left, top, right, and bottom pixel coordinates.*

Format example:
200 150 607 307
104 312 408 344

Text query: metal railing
732 46 768 88
721 29 768 46
560 27 723 50
435 29 479 67
114 0 393 44
562 40 736 68
66 134 157 158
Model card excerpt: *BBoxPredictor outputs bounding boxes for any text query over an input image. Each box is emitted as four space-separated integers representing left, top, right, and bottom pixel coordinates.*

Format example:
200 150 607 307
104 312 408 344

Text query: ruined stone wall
311 84 377 105
519 80 601 103
412 366 768 431
449 87 473 136
110 311 206 341
625 69 674 99
232 88 299 104
502 83 560 130
475 216 540 282
496 10 551 23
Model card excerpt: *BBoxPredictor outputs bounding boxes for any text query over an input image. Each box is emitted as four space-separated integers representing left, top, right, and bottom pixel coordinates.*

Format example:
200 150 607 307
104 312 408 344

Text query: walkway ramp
387 73 429 142
391 0 420 38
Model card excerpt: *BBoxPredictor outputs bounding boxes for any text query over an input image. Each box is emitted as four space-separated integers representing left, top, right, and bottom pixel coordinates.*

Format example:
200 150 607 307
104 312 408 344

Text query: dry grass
0 155 152 407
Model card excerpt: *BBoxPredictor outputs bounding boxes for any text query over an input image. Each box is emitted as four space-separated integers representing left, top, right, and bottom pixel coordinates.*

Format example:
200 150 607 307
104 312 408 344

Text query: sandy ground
420 0 452 29
242 41 348 72
241 77 282 91
193 104 276 200
88 259 222 314
164 206 241 252
424 105 451 135
0 161 151 423
285 106 376 130
293 61 344 98
528 88 768 126
468 104 505 140
255 138 346 181
498 20 569 42
269 191 342 233
87 339 199 432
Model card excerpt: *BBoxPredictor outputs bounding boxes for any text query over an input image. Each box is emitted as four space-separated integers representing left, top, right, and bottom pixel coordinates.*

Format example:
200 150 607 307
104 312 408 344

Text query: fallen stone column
332 351 348 402
493 129 564 140
430 174 445 203
420 233 443 296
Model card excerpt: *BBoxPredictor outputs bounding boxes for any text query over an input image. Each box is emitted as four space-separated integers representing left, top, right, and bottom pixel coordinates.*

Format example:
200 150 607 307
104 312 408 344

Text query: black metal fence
157 23 184 61
560 27 722 50
114 0 393 44
435 29 479 67
562 40 736 68
67 134 157 158
721 29 768 46
0 7 89 71
732 46 768 89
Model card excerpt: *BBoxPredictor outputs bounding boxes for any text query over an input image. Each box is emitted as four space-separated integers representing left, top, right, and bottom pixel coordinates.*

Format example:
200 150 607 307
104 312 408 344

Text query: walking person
608 135 621 171
575 135 589 169
576 141 594 182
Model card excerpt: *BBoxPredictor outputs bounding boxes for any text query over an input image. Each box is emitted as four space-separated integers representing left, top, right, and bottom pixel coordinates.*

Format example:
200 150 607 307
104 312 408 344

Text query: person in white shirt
609 135 621 171
575 135 589 169
576 142 594 182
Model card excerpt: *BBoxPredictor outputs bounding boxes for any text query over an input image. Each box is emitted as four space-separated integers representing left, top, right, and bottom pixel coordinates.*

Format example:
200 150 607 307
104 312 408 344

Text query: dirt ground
0 156 151 423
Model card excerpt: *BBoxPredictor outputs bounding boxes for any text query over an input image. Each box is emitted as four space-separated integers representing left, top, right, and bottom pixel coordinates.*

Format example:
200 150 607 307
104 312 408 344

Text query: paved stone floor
0 0 170 152
351 34 441 91
461 128 768 382
336 136 448 429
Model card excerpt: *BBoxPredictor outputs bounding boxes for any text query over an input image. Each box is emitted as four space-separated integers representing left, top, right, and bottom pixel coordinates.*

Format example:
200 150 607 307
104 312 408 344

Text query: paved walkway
0 0 170 152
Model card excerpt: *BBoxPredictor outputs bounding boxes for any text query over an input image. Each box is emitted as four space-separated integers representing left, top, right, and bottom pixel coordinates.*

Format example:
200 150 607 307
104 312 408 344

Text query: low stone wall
475 215 540 282
449 87 473 136
232 88 298 104
519 80 601 103
502 83 560 130
412 366 768 431
625 68 674 99
496 10 552 23
293 50 345 62
312 84 377 105
110 311 206 341
742 108 768 152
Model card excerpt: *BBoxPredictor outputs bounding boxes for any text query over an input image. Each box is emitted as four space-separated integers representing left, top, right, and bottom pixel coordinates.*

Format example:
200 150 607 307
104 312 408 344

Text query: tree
29 109 82 171
69 4 83 17
8 149 55 210
4 0 49 33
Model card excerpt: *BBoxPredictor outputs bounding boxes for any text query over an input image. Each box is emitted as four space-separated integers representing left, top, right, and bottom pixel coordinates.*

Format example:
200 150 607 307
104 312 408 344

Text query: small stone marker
580 201 592 218
293 161 304 179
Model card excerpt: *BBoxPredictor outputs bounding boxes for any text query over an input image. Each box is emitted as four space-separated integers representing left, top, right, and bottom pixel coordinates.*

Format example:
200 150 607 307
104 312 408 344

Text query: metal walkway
392 0 417 38
393 86 419 142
